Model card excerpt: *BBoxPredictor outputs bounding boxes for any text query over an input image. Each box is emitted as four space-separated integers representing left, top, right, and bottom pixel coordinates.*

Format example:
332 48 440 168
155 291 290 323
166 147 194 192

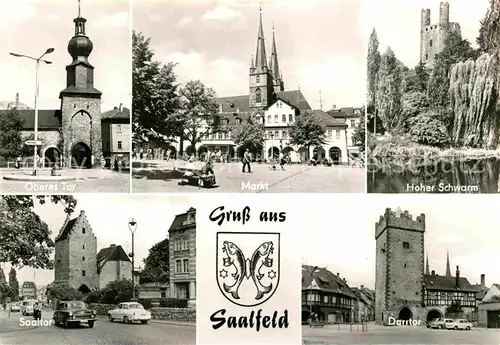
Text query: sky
366 0 490 67
302 194 500 290
0 0 131 111
1 194 195 287
133 0 365 110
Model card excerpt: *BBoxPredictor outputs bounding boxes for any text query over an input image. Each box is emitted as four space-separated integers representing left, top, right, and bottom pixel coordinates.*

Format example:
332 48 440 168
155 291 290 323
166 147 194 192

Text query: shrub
159 298 188 308
137 299 152 310
408 113 450 147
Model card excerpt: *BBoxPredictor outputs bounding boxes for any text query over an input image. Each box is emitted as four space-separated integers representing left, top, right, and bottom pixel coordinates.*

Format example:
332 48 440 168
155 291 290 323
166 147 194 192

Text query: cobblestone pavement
0 314 195 345
302 323 500 344
132 160 364 193
0 169 130 193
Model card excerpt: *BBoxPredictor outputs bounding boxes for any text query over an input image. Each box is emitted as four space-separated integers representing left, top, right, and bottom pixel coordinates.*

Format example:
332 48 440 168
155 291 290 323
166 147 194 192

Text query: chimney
332 104 336 110
114 106 118 110
361 285 364 289
119 103 123 111
15 93 19 108
432 270 435 276
110 244 116 247
455 266 460 289
337 273 340 277
481 274 485 287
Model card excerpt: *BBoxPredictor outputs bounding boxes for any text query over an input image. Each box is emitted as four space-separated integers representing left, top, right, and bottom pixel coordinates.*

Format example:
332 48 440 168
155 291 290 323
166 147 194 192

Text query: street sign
25 140 43 146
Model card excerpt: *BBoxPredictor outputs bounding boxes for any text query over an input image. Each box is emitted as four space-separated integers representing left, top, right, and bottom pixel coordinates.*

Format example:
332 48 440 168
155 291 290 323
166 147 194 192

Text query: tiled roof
0 109 62 129
97 245 131 272
326 108 362 119
168 207 196 232
55 218 78 242
310 109 347 128
302 265 357 299
59 85 102 96
424 274 480 292
217 90 311 113
494 283 500 290
276 90 311 110
102 107 130 120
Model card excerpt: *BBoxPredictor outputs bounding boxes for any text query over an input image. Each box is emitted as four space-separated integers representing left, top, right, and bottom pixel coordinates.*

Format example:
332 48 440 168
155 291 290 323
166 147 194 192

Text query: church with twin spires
172 7 360 164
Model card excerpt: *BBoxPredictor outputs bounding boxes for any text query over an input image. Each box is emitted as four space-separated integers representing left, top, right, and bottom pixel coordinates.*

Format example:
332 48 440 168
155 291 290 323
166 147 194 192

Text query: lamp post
309 265 319 327
10 48 55 176
128 218 137 300
270 133 275 161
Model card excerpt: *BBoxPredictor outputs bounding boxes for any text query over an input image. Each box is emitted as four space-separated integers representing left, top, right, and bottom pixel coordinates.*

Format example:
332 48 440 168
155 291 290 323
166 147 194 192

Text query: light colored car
108 302 151 324
446 319 473 330
20 300 37 316
430 318 454 329
10 303 20 312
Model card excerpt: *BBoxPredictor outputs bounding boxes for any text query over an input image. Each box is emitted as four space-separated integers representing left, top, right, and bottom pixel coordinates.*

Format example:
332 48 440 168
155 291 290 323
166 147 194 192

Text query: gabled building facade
97 244 132 289
478 283 500 328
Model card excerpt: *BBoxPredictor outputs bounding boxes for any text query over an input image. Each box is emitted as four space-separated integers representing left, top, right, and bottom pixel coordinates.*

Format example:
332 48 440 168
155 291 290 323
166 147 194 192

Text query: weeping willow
449 0 500 148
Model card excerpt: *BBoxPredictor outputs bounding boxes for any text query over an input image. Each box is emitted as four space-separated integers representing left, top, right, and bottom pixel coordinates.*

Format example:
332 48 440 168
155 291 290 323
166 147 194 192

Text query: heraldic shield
216 232 280 307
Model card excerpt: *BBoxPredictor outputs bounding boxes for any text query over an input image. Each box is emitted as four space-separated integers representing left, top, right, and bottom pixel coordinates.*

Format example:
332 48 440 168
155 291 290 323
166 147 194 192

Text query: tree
399 91 430 132
408 111 450 147
403 62 429 94
446 300 464 317
351 114 366 153
0 195 77 268
140 238 170 284
367 28 381 109
101 279 139 304
178 80 221 156
288 110 327 159
376 47 402 131
0 108 23 160
133 31 182 139
232 117 265 156
8 267 19 301
47 283 82 302
0 268 5 283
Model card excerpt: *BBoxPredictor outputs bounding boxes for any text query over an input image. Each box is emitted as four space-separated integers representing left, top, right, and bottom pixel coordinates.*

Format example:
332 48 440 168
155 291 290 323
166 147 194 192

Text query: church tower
374 208 425 325
59 0 103 168
249 6 275 111
269 25 284 92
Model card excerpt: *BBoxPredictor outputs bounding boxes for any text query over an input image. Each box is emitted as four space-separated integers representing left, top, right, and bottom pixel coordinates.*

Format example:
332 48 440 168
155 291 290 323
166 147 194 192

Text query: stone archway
398 307 413 321
268 146 280 159
185 145 195 157
44 147 60 168
313 147 326 161
298 146 308 162
426 309 442 322
78 284 91 295
71 142 92 169
282 146 294 155
329 147 342 165
166 145 177 159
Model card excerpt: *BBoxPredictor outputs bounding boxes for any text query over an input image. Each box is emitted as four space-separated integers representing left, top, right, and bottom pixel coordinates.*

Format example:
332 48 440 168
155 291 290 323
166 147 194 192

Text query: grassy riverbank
369 135 500 161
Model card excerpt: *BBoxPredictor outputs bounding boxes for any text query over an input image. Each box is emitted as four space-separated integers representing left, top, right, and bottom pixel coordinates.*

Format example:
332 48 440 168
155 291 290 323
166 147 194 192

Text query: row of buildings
375 207 500 328
137 9 363 165
48 207 197 307
0 3 130 168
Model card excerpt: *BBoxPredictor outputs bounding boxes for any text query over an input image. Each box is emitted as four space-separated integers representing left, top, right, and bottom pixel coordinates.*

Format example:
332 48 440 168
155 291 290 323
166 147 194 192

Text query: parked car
108 302 151 324
10 303 20 312
446 319 473 330
430 318 455 329
426 318 438 328
20 300 37 316
53 301 97 328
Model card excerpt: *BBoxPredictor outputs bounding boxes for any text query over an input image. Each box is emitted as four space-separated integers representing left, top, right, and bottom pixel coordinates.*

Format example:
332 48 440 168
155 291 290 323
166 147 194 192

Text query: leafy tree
101 279 139 304
0 268 5 283
352 114 366 153
0 108 23 160
367 28 381 109
8 268 19 301
288 110 327 159
140 239 170 284
178 80 221 155
133 31 182 140
0 195 77 268
408 111 450 147
47 283 82 301
403 62 429 94
232 117 265 156
398 91 430 132
376 47 402 131
446 300 464 316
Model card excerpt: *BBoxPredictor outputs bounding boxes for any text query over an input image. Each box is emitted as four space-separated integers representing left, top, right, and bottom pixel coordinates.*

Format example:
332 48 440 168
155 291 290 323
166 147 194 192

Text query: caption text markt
209 206 286 226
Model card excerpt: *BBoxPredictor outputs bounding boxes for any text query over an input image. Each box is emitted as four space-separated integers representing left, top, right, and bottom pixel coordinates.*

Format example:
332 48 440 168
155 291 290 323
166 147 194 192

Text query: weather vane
259 2 262 13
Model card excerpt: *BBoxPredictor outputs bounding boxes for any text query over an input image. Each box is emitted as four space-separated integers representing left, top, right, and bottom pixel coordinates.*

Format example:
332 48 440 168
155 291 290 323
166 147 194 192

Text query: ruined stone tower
375 208 426 325
420 2 461 67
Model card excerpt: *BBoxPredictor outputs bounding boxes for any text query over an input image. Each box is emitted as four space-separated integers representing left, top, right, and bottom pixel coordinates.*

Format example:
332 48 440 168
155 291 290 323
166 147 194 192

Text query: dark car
53 301 97 328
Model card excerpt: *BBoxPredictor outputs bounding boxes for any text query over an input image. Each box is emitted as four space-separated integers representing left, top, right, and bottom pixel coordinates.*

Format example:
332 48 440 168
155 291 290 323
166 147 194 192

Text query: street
0 312 195 345
302 323 500 344
132 160 364 193
0 169 130 193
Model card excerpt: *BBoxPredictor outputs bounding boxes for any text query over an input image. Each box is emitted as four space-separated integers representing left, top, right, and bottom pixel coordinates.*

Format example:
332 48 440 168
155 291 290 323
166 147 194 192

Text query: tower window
118 141 123 149
82 256 85 261
83 245 85 249
256 75 260 83
425 54 428 60
403 241 410 249
255 88 262 103
82 270 86 277
82 227 86 234
429 39 433 47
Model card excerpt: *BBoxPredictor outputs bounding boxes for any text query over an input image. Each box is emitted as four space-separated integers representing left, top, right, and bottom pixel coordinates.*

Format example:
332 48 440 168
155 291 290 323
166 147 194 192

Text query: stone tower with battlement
375 208 426 325
420 2 461 67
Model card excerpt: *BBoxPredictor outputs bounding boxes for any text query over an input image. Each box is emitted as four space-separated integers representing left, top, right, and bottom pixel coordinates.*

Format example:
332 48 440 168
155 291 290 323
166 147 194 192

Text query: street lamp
128 218 137 300
309 265 319 327
10 48 54 176
270 132 275 161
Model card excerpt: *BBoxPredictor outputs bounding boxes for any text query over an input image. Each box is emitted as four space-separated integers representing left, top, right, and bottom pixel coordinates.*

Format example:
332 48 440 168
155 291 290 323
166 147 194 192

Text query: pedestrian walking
242 148 251 173
279 152 285 170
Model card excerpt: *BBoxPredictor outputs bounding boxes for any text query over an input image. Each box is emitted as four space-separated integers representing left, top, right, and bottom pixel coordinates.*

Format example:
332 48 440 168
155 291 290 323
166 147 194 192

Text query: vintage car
53 301 97 328
445 319 473 330
108 302 151 324
430 318 454 329
10 303 20 312
20 300 37 316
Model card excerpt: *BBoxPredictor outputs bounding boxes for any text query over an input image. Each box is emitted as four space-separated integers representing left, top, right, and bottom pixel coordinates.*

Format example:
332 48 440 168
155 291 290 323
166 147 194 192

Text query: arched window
256 75 260 83
255 88 261 103
267 115 271 123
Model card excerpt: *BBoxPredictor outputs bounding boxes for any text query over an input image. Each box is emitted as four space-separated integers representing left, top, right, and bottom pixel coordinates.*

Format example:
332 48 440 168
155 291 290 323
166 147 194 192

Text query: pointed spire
426 254 430 275
446 250 451 277
254 4 267 71
250 54 254 69
270 22 281 80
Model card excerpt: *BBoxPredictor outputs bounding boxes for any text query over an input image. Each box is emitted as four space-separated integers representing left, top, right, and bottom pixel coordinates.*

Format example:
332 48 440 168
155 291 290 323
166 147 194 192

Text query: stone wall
87 303 196 321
